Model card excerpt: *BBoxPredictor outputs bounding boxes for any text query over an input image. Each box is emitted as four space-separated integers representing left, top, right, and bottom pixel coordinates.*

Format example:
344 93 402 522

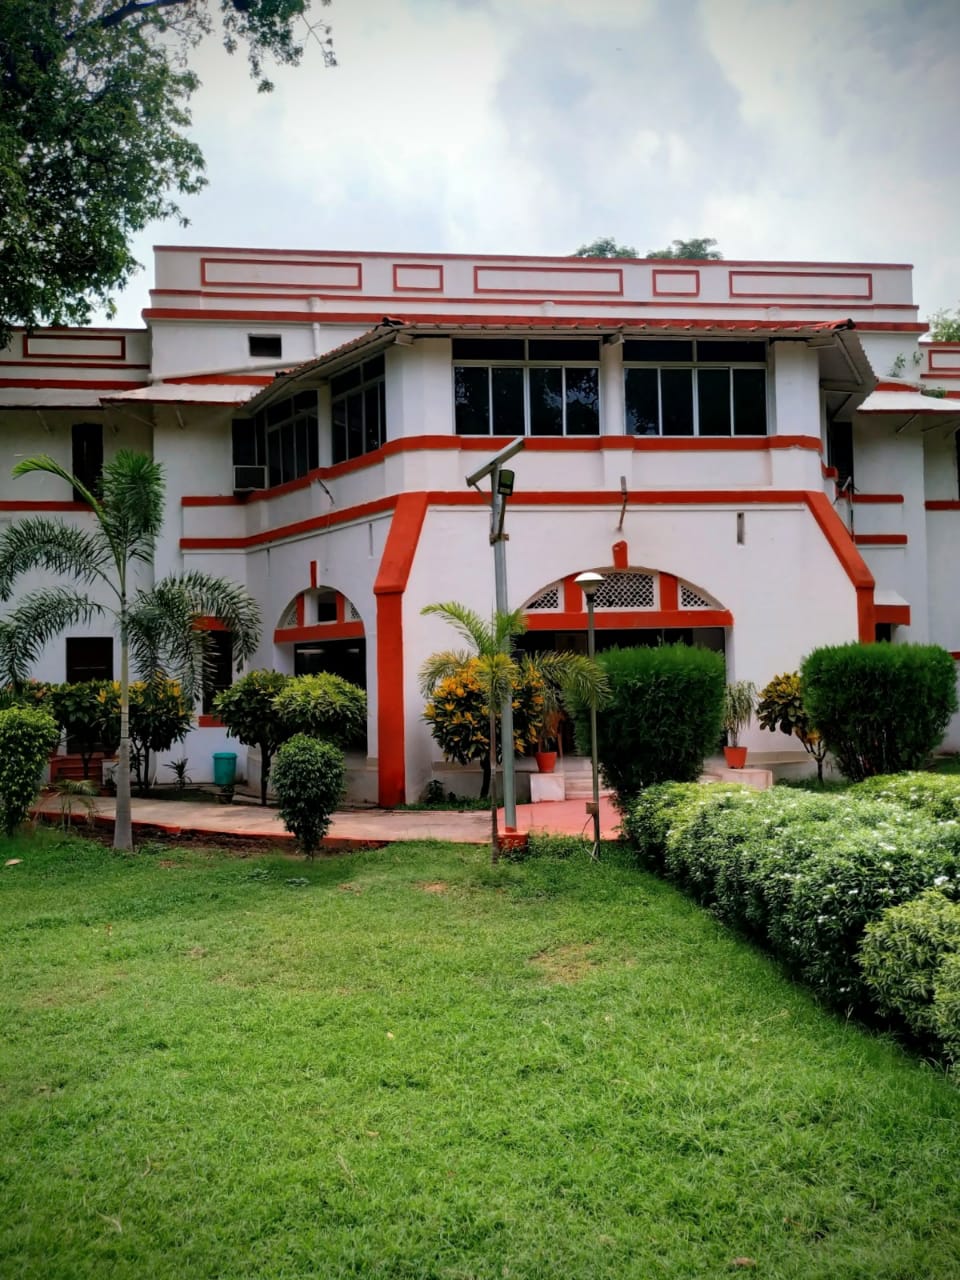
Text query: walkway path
33 792 623 847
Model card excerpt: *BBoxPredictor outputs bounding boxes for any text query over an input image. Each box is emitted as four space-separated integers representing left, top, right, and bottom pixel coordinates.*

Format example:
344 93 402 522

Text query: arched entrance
274 586 366 687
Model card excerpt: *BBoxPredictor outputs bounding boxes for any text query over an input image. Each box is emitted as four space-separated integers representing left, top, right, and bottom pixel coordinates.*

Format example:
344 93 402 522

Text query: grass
2 829 960 1279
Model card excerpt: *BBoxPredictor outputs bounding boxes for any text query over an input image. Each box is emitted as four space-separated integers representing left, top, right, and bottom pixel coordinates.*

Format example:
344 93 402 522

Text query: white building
2 246 959 801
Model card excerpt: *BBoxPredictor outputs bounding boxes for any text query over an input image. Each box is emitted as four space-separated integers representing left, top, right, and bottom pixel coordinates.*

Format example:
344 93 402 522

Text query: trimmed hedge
0 706 60 835
272 734 345 857
859 890 960 1055
623 783 960 1008
273 673 367 751
801 643 958 780
569 644 725 807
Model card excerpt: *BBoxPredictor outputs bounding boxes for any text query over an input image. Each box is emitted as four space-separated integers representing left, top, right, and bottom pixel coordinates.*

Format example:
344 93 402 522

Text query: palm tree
0 451 261 851
419 602 607 859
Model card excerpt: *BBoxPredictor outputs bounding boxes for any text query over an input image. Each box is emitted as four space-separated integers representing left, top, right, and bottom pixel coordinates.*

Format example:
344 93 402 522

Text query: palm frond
99 451 166 566
129 574 262 698
0 589 105 685
0 518 111 601
418 648 472 697
493 607 527 650
12 454 104 515
421 601 495 655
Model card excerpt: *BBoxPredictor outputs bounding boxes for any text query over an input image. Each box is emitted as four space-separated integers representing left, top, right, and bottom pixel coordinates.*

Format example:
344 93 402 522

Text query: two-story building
2 246 959 801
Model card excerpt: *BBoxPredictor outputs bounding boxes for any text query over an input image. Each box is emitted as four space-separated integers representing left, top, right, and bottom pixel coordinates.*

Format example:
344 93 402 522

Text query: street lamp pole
466 439 526 834
574 571 604 859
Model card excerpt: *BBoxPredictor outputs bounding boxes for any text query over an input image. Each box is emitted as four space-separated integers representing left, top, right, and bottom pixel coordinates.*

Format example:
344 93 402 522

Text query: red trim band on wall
274 622 364 644
526 609 732 631
853 533 908 546
851 493 904 505
875 604 911 626
373 493 429 806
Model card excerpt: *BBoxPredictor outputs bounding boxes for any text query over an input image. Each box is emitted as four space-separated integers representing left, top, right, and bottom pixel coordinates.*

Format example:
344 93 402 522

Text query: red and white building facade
2 246 959 800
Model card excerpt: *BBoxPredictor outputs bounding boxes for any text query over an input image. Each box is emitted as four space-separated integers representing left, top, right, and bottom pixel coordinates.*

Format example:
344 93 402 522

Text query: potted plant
722 679 756 768
534 706 562 774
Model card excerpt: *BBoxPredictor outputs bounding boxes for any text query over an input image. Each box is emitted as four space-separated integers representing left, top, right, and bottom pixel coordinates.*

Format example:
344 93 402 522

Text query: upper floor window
232 390 319 489
331 355 387 464
71 422 103 500
454 338 600 437
624 339 767 437
249 334 282 359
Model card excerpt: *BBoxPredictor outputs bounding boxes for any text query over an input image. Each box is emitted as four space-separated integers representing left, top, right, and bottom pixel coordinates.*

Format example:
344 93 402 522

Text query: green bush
569 645 725 807
624 782 960 1008
859 890 960 1051
801 643 958 781
49 680 112 779
214 669 290 805
856 771 960 821
271 734 345 857
98 677 194 793
273 673 367 751
0 706 60 835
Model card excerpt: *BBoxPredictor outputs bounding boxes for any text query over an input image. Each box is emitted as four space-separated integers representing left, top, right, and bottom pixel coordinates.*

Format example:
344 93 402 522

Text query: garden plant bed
2 829 960 1278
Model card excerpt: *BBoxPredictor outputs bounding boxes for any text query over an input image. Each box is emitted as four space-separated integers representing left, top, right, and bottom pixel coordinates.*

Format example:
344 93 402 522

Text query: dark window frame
71 422 103 500
331 355 387 464
453 338 601 438
624 339 768 438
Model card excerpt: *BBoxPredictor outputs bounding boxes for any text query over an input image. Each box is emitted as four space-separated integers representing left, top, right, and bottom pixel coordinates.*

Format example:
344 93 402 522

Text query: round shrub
273 673 367 751
859 890 960 1046
271 734 345 857
569 644 725 807
801 643 958 781
0 706 60 835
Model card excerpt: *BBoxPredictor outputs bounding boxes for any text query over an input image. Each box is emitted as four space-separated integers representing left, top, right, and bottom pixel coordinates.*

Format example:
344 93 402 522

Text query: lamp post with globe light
574 570 604 858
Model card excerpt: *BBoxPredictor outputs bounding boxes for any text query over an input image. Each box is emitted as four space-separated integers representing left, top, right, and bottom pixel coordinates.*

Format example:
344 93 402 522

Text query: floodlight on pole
574 570 604 859
467 438 526 838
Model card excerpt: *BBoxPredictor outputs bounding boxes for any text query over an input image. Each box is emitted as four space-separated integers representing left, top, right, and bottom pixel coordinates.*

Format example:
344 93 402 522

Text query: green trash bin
213 752 237 786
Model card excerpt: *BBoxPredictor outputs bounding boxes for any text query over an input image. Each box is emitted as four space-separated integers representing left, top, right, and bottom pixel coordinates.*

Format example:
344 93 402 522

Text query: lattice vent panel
278 599 299 628
526 585 560 611
348 601 362 622
679 583 713 609
594 572 655 609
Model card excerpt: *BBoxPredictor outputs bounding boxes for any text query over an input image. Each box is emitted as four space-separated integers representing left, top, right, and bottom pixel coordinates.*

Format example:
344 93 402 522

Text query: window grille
526 586 560 610
679 583 712 608
278 599 298 628
594 573 655 609
348 601 362 621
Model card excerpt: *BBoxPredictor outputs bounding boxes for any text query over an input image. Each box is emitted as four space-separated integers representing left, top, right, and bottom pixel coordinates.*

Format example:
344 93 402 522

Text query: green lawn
2 831 960 1280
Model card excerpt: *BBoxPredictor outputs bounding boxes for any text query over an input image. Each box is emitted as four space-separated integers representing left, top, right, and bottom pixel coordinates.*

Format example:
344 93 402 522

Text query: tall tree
646 237 723 260
573 237 639 259
0 450 261 851
0 1 335 347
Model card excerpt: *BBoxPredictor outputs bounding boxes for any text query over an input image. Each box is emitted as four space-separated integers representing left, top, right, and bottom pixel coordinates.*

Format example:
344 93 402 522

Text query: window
623 339 767 437
828 422 854 491
231 390 319 488
202 631 234 716
249 334 282 359
71 423 103 500
331 355 387 464
453 338 600 437
66 636 113 683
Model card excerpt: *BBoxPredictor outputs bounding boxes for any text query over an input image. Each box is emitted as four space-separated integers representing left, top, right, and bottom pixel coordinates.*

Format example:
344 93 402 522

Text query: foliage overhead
572 237 639 258
0 0 335 345
645 238 723 260
929 305 960 343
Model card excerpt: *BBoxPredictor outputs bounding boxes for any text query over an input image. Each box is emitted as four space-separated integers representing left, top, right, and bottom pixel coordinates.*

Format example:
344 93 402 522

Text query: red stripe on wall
525 608 733 630
373 493 430 806
853 533 908 545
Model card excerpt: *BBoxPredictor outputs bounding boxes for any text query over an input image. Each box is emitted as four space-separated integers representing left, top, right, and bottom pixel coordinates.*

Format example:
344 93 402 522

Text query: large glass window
232 390 319 488
624 339 767 437
453 338 600 437
331 354 387 464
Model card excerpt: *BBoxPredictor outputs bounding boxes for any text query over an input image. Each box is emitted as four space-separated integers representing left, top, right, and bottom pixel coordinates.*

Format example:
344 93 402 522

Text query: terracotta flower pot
723 745 748 769
535 751 558 774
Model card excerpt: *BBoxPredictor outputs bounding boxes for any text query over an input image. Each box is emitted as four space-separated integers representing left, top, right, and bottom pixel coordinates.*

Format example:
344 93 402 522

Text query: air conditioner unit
233 465 266 493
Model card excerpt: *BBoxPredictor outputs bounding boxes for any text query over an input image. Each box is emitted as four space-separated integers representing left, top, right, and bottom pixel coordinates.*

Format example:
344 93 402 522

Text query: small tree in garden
757 671 829 783
802 642 958 781
0 706 60 835
568 644 725 808
98 677 194 794
214 669 290 805
49 680 112 780
272 673 367 751
271 734 345 858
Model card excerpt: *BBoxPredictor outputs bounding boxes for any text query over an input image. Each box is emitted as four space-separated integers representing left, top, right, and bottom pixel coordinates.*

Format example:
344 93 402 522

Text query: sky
106 0 960 328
